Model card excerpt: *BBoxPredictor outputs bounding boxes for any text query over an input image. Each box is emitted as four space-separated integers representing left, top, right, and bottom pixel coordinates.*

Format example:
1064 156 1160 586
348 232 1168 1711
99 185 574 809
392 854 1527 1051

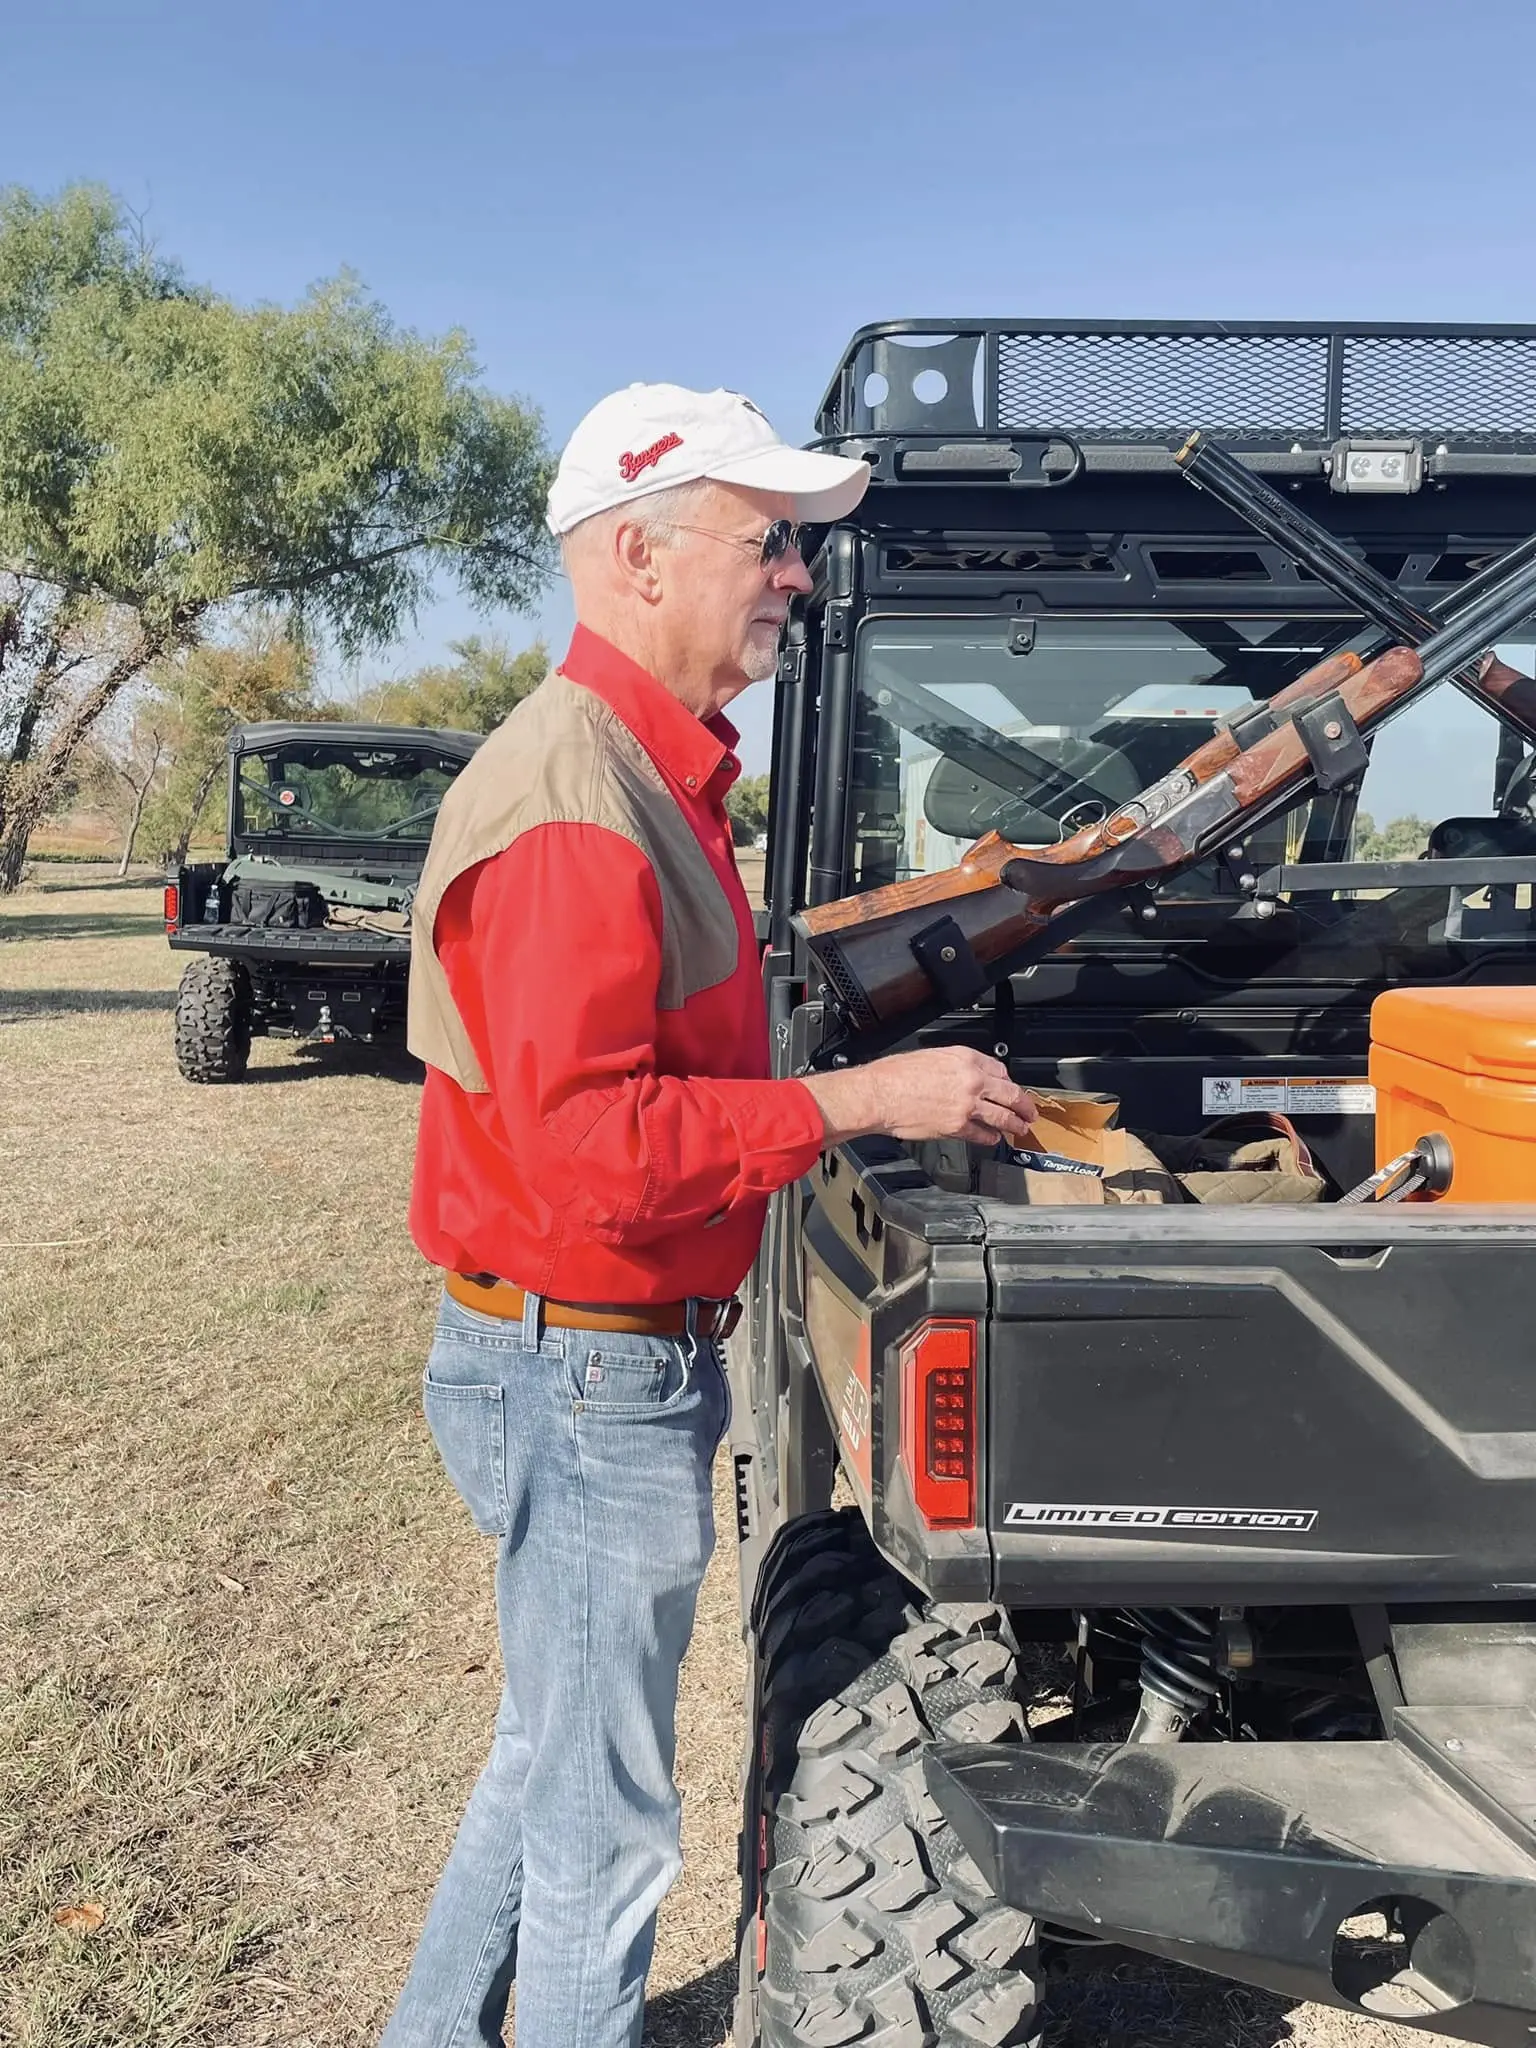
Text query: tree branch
223 529 552 604
0 625 176 888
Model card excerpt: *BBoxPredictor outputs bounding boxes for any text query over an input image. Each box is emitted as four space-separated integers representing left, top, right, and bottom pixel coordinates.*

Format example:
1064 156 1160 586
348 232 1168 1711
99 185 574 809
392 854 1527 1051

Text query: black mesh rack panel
816 321 1536 450
997 330 1330 440
1340 333 1536 440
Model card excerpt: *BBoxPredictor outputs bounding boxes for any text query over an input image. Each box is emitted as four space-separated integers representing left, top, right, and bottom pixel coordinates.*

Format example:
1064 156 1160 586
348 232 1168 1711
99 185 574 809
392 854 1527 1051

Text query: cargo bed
801 1133 1536 1607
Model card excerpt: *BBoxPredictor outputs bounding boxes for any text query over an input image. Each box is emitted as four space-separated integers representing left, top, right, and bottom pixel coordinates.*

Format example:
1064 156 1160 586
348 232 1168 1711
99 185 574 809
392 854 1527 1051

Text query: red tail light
899 1318 977 1529
163 882 180 932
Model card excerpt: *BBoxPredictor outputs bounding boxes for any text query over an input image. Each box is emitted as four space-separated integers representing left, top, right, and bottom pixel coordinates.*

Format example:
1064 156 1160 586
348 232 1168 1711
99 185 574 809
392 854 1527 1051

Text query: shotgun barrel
795 542 1536 1037
1174 432 1536 740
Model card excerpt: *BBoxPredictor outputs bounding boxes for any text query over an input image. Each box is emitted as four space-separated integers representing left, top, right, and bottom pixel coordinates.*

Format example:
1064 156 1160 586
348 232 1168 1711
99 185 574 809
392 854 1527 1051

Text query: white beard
741 630 779 684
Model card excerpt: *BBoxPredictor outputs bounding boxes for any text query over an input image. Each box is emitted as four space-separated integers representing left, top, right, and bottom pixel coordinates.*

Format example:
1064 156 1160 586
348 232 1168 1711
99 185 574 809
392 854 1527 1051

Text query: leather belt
445 1269 742 1341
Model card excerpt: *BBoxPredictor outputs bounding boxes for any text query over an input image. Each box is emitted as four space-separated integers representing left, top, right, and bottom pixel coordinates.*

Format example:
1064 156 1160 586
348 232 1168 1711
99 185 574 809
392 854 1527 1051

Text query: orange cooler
1370 986 1536 1202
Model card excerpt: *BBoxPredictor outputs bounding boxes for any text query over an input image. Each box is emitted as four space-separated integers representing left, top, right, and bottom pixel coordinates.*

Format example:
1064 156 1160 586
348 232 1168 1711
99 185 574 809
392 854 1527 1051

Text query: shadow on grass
1 912 166 940
21 872 164 893
242 1047 424 1086
644 1959 735 2048
0 987 177 1020
1042 1951 1302 2047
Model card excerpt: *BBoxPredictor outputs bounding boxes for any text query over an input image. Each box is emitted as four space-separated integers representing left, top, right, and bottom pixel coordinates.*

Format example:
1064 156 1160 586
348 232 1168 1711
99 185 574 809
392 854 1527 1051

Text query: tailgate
799 1141 1536 1606
984 1204 1536 1606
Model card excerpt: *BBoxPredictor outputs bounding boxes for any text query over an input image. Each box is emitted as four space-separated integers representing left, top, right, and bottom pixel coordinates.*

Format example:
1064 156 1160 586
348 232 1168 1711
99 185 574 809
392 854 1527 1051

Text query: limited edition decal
1006 1502 1319 1533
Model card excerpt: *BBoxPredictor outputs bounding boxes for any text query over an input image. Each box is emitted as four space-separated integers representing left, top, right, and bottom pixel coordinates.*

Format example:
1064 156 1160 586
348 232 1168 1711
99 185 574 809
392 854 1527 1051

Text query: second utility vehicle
164 720 480 1081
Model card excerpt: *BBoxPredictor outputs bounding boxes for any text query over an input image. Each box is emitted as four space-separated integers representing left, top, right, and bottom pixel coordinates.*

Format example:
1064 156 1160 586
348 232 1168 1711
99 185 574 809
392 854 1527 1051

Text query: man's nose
771 548 814 596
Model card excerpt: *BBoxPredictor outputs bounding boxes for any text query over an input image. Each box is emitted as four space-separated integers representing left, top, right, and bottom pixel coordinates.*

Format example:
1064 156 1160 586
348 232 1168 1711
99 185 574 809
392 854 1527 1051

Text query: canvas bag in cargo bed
230 876 327 929
913 1091 1326 1206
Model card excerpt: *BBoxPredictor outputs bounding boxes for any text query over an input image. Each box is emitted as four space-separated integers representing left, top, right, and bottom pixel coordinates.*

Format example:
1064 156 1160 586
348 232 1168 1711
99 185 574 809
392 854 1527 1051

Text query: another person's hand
803 1047 1036 1149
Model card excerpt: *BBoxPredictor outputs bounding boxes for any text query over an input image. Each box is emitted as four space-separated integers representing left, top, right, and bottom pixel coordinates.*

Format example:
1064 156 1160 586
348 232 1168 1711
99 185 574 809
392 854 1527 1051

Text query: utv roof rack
814 320 1536 481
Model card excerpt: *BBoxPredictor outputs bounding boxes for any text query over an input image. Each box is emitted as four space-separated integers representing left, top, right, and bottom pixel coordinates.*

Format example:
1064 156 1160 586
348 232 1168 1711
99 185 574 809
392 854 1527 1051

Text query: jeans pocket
423 1371 509 1535
567 1328 691 1417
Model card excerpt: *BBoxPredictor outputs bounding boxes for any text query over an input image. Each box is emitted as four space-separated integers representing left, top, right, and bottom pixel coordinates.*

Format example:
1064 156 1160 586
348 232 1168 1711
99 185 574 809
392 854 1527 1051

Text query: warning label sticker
1201 1076 1376 1117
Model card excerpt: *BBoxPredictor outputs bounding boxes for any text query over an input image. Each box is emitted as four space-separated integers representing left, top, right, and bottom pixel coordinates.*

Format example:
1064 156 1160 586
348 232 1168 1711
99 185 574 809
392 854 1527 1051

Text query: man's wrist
800 1067 884 1145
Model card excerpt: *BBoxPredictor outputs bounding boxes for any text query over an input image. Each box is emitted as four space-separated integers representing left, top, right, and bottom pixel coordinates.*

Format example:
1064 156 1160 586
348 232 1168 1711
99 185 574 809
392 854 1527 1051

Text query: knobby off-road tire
174 956 252 1083
741 1508 1040 2048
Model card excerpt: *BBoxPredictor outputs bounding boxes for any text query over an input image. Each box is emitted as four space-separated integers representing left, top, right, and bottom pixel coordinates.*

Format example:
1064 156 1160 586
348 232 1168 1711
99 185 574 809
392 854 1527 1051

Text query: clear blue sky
8 0 1536 808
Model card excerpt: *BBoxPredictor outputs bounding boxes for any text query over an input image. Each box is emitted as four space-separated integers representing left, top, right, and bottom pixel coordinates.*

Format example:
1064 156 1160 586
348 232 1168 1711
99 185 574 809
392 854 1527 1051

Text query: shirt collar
559 624 739 796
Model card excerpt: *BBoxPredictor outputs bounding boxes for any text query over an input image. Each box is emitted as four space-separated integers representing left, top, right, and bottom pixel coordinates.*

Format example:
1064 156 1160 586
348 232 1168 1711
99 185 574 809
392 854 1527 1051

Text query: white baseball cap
545 382 871 537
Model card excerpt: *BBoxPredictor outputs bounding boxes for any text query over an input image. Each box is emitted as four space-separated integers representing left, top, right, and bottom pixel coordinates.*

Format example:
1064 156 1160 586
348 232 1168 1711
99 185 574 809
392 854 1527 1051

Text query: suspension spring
1124 1607 1221 1741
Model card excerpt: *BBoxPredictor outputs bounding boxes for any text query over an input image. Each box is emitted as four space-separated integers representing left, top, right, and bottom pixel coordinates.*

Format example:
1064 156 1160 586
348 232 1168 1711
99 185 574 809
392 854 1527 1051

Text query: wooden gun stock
1444 654 1536 734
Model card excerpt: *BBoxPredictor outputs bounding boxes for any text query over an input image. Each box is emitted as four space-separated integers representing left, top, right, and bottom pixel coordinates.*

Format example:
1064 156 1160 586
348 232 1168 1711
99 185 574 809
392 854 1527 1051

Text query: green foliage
1354 811 1433 862
725 771 771 845
0 182 555 885
342 634 548 734
136 627 318 860
0 185 555 651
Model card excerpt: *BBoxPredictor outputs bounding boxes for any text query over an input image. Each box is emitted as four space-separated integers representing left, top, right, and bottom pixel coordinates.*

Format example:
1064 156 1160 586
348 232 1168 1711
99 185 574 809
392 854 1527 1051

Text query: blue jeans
381 1288 729 2048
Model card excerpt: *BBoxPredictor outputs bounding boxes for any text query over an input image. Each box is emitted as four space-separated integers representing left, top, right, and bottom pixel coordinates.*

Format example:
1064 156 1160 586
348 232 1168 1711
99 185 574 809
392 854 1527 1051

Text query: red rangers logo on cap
618 432 683 483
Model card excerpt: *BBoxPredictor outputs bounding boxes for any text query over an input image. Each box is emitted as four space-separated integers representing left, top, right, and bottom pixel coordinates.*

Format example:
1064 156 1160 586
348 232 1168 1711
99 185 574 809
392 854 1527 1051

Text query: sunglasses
672 518 817 568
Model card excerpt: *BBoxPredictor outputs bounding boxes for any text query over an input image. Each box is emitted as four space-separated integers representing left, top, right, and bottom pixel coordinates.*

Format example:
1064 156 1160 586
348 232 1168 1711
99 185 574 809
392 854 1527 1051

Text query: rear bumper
928 1708 1536 2045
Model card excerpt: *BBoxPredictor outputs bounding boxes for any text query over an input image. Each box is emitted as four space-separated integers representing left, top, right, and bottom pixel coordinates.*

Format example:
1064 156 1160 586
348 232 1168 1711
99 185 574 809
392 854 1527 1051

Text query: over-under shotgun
794 545 1536 1033
1173 430 1536 742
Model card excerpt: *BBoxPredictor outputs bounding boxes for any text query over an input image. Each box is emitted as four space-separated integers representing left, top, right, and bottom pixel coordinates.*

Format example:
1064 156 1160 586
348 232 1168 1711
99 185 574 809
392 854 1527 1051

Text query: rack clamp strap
1293 693 1370 791
910 915 989 1007
1222 699 1280 751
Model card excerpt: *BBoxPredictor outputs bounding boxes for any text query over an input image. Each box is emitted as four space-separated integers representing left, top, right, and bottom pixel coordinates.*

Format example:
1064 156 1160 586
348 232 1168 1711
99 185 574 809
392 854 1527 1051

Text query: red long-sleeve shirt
408 627 827 1303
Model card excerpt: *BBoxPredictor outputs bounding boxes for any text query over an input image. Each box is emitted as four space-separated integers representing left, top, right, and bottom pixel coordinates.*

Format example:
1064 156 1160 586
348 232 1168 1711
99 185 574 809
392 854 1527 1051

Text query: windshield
234 738 467 844
848 613 1536 979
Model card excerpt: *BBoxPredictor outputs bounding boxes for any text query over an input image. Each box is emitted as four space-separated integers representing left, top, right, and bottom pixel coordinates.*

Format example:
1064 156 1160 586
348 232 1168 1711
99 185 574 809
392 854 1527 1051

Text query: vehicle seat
1425 814 1536 859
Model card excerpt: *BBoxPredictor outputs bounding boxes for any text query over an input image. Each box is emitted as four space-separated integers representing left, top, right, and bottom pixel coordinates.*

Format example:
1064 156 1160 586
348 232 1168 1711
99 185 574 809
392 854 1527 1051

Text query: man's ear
612 517 665 604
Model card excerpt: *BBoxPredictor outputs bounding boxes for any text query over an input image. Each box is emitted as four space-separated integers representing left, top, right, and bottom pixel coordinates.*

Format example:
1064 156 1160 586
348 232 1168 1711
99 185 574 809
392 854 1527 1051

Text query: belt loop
521 1288 543 1348
684 1297 700 1343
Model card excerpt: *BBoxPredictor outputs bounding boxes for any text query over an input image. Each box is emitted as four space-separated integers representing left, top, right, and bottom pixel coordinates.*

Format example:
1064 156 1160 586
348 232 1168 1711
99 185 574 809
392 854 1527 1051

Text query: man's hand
802 1047 1037 1149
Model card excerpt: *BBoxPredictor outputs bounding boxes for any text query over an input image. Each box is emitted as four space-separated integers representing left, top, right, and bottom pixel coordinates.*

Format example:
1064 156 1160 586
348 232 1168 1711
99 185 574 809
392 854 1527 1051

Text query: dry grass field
1 867 1423 2047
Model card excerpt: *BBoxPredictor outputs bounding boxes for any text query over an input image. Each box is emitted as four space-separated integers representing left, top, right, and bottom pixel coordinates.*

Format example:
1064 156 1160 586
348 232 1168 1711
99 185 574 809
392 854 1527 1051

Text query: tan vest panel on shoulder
407 671 740 1093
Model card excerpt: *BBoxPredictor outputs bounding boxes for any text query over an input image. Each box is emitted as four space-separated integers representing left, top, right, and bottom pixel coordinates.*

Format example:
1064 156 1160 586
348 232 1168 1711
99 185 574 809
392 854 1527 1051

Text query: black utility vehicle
730 323 1536 2047
164 721 480 1081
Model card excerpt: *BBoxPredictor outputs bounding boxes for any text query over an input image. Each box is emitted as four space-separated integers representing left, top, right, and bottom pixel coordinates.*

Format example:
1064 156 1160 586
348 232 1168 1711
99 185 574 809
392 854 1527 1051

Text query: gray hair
559 480 711 570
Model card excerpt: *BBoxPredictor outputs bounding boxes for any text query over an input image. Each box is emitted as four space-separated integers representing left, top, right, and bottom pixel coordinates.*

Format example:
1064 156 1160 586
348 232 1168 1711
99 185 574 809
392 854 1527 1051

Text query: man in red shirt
387 384 1036 2048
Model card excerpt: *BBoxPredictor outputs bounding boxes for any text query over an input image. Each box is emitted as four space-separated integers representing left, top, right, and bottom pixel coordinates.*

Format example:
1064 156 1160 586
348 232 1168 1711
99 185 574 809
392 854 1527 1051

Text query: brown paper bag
919 1092 1182 1207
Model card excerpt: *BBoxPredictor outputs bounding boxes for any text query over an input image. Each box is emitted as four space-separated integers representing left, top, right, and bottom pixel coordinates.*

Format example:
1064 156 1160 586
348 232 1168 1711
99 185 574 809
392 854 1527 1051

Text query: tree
343 634 548 734
135 626 318 864
0 577 101 879
1354 811 1434 862
0 183 553 889
107 715 170 877
725 771 771 845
